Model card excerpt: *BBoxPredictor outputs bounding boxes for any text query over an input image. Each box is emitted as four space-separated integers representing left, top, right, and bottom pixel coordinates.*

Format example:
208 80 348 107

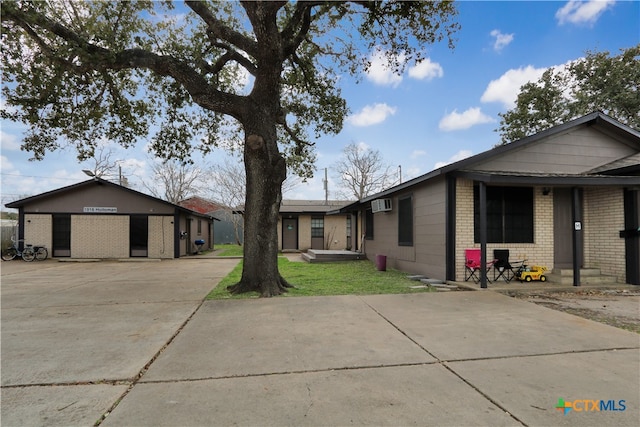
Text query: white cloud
434 150 474 169
556 0 615 26
439 108 495 131
408 58 444 81
1 155 15 172
480 65 547 108
1 131 21 151
366 49 404 88
410 149 427 159
490 29 514 52
347 103 397 127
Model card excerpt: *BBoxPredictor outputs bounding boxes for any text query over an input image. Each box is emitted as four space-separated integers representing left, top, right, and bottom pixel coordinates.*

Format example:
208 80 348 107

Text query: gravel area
502 289 640 333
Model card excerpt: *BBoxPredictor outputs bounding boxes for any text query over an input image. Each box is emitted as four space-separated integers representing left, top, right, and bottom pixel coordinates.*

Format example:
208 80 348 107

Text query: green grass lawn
206 257 435 299
213 244 244 256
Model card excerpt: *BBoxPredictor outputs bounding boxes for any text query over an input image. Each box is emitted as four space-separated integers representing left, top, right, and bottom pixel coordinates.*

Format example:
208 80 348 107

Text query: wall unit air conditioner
371 198 392 213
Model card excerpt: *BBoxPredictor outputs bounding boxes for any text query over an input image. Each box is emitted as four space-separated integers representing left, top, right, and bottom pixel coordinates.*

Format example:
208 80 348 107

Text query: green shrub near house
207 257 434 299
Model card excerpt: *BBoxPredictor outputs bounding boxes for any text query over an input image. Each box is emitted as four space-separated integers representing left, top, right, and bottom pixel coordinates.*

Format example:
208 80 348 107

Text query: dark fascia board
453 170 640 187
5 177 212 220
332 112 640 213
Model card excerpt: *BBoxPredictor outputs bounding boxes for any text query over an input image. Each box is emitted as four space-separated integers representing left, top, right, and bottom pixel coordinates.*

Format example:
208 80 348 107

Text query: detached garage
5 177 213 259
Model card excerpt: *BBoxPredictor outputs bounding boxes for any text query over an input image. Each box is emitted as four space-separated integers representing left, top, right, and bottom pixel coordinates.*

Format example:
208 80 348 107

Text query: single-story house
177 196 240 245
278 200 354 251
5 177 214 259
334 112 640 286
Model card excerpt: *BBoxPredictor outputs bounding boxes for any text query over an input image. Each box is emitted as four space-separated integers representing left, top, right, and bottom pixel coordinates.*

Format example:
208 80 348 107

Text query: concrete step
553 268 602 277
545 272 618 285
301 249 365 263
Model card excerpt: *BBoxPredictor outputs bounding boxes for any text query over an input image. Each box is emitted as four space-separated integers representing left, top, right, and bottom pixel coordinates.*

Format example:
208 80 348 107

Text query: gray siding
472 126 637 174
364 177 447 280
22 184 174 214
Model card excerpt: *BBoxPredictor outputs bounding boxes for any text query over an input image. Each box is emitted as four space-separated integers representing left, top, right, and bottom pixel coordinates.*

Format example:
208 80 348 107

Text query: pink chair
464 249 496 283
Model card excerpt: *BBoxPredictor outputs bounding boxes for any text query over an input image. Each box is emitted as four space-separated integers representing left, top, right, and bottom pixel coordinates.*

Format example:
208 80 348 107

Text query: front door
52 214 71 257
282 218 298 250
553 188 583 269
130 215 148 257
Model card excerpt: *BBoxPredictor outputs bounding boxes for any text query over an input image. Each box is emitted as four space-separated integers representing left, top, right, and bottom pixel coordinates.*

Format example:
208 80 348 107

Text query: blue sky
1 0 639 207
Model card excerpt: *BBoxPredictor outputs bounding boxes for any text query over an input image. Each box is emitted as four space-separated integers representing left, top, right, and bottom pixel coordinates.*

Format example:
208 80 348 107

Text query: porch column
479 181 488 288
571 187 583 286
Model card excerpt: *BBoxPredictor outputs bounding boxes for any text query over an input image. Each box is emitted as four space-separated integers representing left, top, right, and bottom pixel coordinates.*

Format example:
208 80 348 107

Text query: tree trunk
226 117 292 297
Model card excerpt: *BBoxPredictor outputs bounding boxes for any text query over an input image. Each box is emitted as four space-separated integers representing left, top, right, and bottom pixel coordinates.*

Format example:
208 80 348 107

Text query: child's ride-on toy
516 265 547 282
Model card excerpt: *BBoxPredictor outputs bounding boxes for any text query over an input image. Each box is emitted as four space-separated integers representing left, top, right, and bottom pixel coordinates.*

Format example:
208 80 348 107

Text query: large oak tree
498 44 640 144
2 0 459 296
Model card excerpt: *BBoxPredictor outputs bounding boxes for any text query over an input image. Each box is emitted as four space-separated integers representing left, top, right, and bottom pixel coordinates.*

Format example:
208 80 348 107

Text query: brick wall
584 188 625 281
72 215 129 258
24 214 52 249
455 179 554 281
148 216 174 259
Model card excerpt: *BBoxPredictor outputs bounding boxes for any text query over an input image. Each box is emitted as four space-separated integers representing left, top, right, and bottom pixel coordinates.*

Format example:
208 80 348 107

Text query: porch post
479 181 488 289
571 187 582 286
445 176 456 281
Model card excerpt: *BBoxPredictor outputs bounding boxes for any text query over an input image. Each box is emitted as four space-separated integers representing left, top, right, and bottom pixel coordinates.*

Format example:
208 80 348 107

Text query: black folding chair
493 249 514 282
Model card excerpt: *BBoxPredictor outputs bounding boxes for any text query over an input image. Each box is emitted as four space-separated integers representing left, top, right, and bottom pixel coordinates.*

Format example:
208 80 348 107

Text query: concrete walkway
1 259 639 426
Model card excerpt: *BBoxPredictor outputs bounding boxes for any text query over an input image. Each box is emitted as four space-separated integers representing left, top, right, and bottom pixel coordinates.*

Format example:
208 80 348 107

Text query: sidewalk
2 259 638 426
102 292 639 427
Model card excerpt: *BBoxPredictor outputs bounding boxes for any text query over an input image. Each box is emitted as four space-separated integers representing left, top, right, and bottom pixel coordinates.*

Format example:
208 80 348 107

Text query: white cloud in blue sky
439 108 495 132
433 150 474 169
347 103 397 127
365 49 404 87
556 0 616 26
480 65 547 108
490 29 514 52
408 58 444 80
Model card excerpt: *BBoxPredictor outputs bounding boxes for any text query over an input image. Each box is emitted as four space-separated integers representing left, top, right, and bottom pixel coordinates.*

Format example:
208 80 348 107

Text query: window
346 216 351 239
311 217 324 238
474 186 534 243
398 195 413 246
197 219 202 235
365 208 374 239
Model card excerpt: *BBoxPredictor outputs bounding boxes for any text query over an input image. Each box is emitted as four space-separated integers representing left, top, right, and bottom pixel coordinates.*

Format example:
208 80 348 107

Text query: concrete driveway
2 258 639 427
1 258 240 426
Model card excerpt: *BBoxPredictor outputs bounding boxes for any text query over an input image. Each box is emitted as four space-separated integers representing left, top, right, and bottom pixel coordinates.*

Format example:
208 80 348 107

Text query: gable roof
335 112 640 212
178 196 224 214
5 177 212 219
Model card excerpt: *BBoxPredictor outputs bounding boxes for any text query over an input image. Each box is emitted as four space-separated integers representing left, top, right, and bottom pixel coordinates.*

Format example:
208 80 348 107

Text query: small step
545 272 618 285
553 268 602 277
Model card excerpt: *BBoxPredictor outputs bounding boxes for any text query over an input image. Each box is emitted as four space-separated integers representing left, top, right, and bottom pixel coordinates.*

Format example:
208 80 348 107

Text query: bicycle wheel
22 247 36 262
1 247 17 261
35 247 48 261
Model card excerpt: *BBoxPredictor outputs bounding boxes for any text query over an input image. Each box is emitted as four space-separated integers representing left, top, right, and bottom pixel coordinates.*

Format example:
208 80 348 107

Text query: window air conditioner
371 198 392 213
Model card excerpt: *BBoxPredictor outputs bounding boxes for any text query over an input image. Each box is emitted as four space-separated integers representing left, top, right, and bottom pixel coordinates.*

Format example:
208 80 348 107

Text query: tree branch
184 0 259 58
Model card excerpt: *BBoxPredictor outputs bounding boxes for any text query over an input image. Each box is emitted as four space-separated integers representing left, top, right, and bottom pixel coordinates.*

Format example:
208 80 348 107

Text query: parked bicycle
1 238 48 262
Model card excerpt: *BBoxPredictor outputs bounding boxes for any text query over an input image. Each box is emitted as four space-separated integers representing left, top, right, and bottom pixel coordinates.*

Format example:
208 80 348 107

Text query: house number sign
83 207 118 213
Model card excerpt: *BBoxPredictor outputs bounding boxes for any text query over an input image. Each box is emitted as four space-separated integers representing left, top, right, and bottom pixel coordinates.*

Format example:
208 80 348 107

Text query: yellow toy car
516 265 547 282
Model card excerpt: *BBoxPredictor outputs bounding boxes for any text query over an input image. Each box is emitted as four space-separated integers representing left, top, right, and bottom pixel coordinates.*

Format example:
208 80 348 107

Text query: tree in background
498 45 640 144
143 159 206 204
334 143 397 200
1 1 459 296
209 158 300 245
82 146 130 186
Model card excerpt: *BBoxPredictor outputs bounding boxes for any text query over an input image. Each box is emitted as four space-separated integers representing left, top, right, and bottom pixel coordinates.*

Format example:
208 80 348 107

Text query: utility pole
398 165 402 184
323 168 328 204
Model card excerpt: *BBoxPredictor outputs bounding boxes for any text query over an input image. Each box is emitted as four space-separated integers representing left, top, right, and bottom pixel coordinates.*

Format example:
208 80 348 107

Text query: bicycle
1 238 47 262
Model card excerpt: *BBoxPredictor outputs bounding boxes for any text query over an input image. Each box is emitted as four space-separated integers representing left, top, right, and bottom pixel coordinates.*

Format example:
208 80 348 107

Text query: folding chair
464 249 496 283
493 249 514 282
